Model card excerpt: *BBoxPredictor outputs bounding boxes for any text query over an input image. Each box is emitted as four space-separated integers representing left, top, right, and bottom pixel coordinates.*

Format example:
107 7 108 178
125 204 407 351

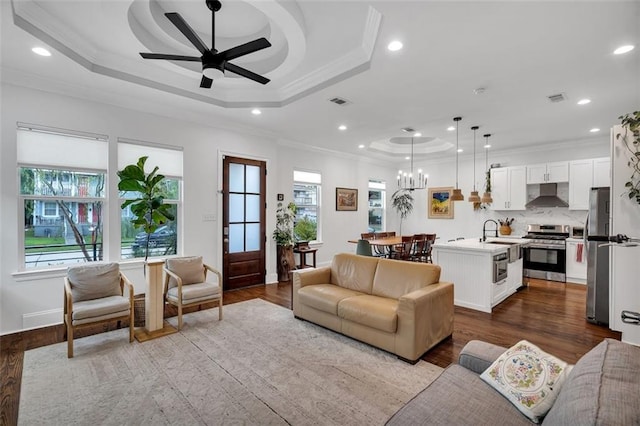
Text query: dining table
348 236 403 247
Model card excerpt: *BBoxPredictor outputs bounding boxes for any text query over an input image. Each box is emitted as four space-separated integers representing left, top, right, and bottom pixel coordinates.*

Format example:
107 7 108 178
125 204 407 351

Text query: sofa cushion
372 259 441 299
480 340 572 424
166 256 205 289
386 364 532 425
330 253 379 294
298 284 364 315
68 263 121 302
543 338 640 425
338 295 398 333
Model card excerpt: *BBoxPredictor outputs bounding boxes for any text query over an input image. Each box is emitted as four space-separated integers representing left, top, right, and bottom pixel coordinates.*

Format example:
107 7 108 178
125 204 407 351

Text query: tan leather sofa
292 253 454 362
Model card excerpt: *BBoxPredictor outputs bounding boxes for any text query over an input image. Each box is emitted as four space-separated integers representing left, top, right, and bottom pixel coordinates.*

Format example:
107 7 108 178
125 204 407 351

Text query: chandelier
397 136 428 191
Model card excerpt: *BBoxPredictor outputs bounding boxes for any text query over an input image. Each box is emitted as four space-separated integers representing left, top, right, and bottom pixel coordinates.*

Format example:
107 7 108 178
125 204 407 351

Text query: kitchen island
432 238 527 313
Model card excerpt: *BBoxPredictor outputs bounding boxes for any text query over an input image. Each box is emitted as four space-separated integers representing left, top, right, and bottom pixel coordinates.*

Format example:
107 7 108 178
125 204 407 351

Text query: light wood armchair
64 263 134 358
163 256 223 330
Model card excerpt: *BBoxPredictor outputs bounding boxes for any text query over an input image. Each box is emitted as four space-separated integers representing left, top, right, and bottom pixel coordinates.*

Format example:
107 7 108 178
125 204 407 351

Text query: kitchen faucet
482 219 498 242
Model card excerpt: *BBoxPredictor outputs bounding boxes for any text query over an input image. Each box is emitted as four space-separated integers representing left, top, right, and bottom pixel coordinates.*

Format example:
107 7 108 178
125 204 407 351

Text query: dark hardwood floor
0 278 620 426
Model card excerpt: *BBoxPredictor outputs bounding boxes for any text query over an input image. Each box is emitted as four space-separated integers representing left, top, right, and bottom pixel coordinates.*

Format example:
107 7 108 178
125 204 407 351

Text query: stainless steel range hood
525 183 569 208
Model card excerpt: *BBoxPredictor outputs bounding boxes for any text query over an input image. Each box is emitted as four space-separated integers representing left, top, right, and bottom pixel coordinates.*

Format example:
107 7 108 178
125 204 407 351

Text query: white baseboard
22 308 63 329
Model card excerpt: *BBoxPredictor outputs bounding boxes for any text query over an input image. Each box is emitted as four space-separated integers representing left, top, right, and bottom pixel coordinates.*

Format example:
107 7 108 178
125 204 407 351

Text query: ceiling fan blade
200 75 213 89
165 12 209 55
218 38 271 61
140 53 201 61
225 63 270 85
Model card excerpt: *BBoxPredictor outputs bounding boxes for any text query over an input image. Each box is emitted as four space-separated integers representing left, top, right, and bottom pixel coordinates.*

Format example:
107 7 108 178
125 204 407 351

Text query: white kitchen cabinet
593 157 611 187
566 239 587 284
568 157 611 210
527 161 569 184
507 258 524 293
491 166 526 210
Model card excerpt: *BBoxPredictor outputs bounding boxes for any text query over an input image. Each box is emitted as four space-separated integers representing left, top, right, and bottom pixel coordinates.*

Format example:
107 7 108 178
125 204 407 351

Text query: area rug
19 298 443 425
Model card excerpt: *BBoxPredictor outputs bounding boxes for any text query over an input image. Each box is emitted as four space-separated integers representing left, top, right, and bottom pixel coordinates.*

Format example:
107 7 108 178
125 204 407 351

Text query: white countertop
433 237 529 254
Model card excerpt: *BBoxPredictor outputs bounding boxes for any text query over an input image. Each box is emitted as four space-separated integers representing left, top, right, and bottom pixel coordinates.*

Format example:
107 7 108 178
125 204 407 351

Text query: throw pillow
480 340 573 423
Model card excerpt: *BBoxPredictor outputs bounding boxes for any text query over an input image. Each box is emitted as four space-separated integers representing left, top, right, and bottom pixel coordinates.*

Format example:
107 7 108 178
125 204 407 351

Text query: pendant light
468 125 481 203
481 133 494 204
451 116 464 201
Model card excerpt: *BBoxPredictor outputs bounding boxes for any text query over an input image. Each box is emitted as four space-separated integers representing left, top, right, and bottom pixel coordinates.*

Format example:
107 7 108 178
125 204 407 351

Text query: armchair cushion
166 256 205 288
167 281 221 303
71 295 131 325
67 263 121 302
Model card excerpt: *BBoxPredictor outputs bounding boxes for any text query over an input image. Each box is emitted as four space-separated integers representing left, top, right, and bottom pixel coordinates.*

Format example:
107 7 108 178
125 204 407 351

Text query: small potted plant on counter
499 217 514 235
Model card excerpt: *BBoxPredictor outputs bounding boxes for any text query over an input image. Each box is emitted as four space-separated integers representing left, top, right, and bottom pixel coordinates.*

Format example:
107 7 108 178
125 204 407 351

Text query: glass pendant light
481 133 494 204
468 125 481 203
451 116 464 201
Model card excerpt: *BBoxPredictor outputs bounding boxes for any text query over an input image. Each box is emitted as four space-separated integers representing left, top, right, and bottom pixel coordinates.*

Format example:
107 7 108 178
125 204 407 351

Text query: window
17 126 108 270
293 170 321 243
368 180 386 232
118 140 183 259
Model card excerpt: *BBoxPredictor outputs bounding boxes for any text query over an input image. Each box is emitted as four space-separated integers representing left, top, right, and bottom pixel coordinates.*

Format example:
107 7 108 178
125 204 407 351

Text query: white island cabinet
432 239 525 313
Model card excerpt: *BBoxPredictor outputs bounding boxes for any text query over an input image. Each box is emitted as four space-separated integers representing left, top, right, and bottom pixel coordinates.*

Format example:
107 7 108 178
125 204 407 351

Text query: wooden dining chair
425 234 437 263
361 232 375 240
411 234 428 262
392 235 415 261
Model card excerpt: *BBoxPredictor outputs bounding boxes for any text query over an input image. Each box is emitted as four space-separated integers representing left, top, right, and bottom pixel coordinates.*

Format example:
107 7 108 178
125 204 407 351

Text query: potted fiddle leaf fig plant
117 156 175 262
616 111 640 205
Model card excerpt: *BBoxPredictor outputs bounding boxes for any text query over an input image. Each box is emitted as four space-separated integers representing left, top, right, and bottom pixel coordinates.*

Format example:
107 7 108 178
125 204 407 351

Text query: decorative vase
499 225 512 236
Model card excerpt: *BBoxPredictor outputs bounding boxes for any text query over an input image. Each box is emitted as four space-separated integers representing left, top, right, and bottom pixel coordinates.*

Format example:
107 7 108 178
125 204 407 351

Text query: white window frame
293 170 321 244
368 180 386 232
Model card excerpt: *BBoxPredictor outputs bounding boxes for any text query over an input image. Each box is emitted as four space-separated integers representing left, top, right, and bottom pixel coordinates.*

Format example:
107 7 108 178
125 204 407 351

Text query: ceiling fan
140 0 271 88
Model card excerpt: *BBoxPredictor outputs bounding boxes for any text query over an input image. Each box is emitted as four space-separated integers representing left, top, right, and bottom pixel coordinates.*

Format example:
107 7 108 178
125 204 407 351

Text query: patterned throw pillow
479 340 573 423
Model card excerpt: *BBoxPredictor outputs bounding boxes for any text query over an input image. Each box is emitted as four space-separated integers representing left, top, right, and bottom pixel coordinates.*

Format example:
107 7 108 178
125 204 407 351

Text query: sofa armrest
292 267 331 312
458 340 507 374
395 281 454 361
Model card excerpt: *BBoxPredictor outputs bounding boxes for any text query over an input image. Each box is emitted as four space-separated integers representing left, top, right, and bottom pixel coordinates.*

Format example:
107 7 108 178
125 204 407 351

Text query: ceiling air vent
401 127 415 133
328 97 351 106
547 93 567 103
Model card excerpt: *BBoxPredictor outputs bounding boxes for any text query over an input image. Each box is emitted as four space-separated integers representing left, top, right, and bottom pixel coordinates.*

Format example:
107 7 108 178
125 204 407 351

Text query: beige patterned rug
19 298 443 425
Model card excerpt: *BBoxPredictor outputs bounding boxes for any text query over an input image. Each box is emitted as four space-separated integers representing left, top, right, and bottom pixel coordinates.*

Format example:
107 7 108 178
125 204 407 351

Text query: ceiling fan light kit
451 116 464 201
139 0 271 88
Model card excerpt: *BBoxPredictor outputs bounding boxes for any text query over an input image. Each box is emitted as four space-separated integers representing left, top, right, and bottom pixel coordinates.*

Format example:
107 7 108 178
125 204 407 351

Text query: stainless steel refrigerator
585 187 610 325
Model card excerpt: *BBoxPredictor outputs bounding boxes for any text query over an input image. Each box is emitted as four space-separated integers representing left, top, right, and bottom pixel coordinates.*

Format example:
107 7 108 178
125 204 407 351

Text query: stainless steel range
522 224 570 282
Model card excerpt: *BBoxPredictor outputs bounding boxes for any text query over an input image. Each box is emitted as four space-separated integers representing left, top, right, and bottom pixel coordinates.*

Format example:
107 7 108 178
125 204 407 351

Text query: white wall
0 81 611 335
1 83 282 334
392 138 610 242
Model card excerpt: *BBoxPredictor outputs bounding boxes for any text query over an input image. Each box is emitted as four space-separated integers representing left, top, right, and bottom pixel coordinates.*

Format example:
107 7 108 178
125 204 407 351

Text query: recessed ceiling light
32 47 51 57
404 156 411 160
577 99 591 105
338 124 347 131
251 108 261 115
614 45 634 55
590 128 600 133
447 126 455 131
387 41 403 52
358 144 365 149
484 144 491 149
457 148 463 153
414 132 422 137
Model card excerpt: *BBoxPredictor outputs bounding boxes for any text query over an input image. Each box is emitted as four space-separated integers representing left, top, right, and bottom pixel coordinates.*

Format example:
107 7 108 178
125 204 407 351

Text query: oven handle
523 244 566 250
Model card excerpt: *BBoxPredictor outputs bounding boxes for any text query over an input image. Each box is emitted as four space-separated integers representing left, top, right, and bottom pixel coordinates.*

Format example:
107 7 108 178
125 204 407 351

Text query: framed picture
428 187 454 219
336 187 358 211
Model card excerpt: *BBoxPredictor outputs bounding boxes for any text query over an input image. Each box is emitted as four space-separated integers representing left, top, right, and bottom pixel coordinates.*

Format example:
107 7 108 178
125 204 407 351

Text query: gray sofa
387 338 640 425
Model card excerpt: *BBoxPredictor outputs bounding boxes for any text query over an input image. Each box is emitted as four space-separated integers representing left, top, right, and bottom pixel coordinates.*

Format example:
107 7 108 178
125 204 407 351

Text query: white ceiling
2 0 639 165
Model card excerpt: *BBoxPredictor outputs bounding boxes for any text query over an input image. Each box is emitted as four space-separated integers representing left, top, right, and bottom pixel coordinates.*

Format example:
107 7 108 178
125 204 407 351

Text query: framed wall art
336 187 358 211
428 187 454 219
